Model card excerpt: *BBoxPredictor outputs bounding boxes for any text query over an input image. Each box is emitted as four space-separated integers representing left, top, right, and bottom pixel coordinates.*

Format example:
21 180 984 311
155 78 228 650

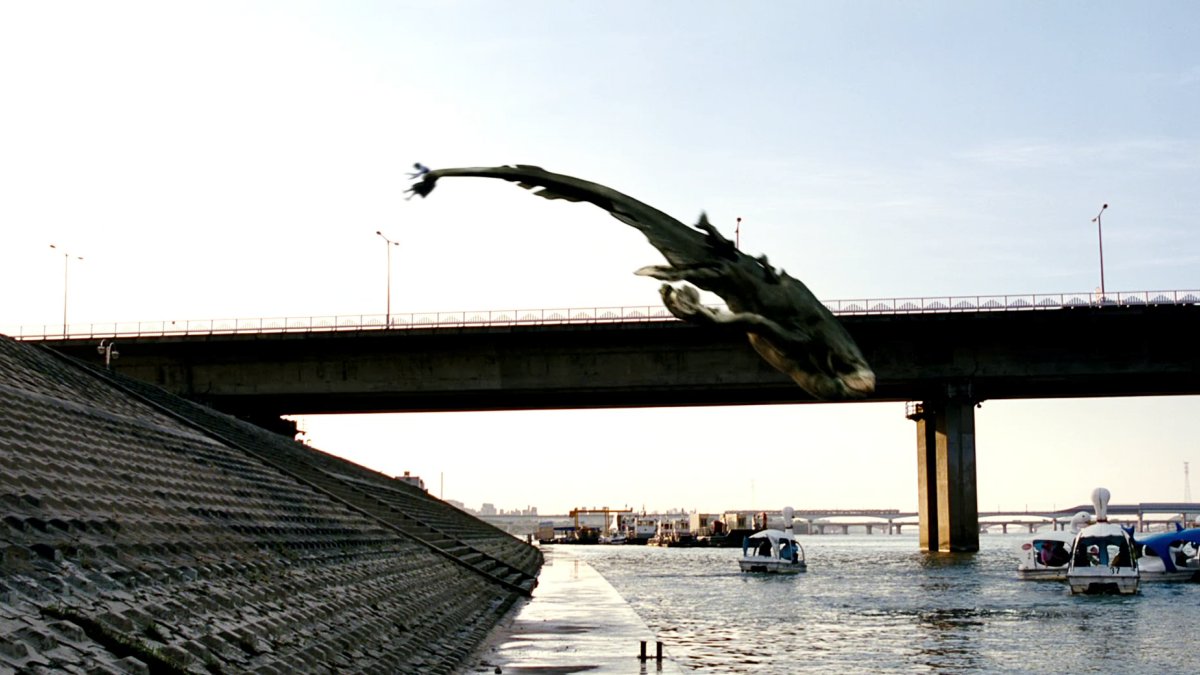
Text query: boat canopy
1136 528 1200 573
747 529 792 541
742 528 803 559
1071 523 1135 569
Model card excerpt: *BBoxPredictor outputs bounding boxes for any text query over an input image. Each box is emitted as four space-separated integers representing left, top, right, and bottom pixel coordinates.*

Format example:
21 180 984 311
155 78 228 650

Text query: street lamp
1092 204 1108 299
375 231 400 325
49 244 83 337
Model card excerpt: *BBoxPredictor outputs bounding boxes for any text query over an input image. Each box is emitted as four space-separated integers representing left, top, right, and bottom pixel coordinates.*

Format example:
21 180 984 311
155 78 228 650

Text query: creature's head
799 344 876 400
748 334 876 400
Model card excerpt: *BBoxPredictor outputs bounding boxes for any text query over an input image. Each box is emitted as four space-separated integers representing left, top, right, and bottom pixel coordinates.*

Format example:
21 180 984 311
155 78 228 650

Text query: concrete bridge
19 291 1200 554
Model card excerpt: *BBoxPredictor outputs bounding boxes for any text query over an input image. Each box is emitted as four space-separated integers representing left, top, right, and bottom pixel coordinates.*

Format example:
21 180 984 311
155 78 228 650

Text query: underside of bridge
908 393 979 552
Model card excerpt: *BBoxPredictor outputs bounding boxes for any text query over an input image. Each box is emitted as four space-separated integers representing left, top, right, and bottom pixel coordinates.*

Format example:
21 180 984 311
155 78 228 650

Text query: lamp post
375 231 400 325
1092 203 1108 298
49 244 83 337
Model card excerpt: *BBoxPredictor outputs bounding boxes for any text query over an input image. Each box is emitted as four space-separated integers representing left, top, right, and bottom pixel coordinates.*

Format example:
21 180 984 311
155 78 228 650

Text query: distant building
689 512 723 536
395 471 425 490
480 502 498 516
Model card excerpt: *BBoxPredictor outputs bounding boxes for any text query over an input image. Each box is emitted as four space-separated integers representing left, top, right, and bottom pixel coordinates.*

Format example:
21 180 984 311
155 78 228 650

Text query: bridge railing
821 289 1200 314
6 289 1197 341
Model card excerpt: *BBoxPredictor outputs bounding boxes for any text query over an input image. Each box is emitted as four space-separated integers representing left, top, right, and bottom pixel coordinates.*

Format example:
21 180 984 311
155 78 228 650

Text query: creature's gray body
407 164 875 400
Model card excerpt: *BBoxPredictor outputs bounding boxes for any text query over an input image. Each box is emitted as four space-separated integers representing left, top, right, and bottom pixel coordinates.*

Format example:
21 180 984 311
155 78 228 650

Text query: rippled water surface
568 535 1198 673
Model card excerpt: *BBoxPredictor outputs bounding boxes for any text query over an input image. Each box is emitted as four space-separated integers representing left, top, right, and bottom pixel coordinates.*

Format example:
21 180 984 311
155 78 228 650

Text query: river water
567 534 1197 673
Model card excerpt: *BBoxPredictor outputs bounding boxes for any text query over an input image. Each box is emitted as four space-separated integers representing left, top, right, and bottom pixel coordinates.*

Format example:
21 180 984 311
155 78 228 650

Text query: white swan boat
1066 488 1139 595
739 507 806 574
1016 511 1092 580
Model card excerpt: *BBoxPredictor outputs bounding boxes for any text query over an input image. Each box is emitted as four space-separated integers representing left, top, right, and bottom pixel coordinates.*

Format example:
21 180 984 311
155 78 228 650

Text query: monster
407 164 874 400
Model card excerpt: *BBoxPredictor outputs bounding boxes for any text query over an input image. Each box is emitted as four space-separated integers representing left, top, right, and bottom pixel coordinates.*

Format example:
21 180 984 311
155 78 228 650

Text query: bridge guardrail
6 289 1198 341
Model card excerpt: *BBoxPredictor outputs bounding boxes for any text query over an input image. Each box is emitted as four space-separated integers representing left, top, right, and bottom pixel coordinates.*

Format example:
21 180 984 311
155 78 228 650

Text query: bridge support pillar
907 396 979 552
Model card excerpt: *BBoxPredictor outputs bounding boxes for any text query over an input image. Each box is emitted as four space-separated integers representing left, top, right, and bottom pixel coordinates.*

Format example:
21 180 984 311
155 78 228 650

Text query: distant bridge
479 504 1200 537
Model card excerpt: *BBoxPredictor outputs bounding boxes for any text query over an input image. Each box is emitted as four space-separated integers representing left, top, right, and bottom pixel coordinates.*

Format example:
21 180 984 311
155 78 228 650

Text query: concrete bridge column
907 396 980 552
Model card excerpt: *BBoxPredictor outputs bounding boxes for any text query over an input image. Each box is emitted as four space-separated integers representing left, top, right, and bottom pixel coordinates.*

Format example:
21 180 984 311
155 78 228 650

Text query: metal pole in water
639 640 647 661
656 641 663 662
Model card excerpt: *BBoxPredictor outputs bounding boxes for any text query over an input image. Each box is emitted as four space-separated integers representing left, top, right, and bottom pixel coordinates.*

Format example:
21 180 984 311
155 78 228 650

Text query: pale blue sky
1 2 1196 514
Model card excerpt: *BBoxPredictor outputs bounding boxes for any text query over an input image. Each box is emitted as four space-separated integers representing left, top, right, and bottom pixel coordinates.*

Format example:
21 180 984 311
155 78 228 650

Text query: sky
1 2 1197 515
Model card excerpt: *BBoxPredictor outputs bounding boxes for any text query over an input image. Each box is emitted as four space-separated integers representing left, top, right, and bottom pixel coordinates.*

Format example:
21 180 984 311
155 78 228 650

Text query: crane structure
569 506 634 533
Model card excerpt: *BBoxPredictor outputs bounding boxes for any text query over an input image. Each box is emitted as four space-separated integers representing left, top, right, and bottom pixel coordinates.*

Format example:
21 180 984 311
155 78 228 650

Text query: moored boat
1017 511 1091 580
1066 488 1139 595
627 517 657 545
1135 524 1200 582
649 517 697 547
739 507 807 574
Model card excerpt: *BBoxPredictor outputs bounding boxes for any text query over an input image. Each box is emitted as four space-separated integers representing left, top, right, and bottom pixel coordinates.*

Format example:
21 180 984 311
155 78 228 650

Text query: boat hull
1016 567 1068 581
738 558 806 574
1067 572 1139 595
1140 569 1200 583
710 529 756 547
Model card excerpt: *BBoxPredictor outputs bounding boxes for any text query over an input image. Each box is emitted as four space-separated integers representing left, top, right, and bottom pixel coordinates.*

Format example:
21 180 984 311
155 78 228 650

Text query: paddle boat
739 507 806 574
1016 511 1092 580
1135 521 1200 582
1066 488 1139 595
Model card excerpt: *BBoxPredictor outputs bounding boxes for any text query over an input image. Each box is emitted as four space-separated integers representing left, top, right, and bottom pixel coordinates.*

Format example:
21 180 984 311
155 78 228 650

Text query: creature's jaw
836 367 876 398
782 364 875 400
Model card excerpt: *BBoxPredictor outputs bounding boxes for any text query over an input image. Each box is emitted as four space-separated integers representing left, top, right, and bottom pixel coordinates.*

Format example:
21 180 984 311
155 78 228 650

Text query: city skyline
2 2 1197 515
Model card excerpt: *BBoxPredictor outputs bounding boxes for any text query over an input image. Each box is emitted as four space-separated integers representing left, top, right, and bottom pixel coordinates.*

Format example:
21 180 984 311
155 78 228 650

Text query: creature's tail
406 164 716 270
